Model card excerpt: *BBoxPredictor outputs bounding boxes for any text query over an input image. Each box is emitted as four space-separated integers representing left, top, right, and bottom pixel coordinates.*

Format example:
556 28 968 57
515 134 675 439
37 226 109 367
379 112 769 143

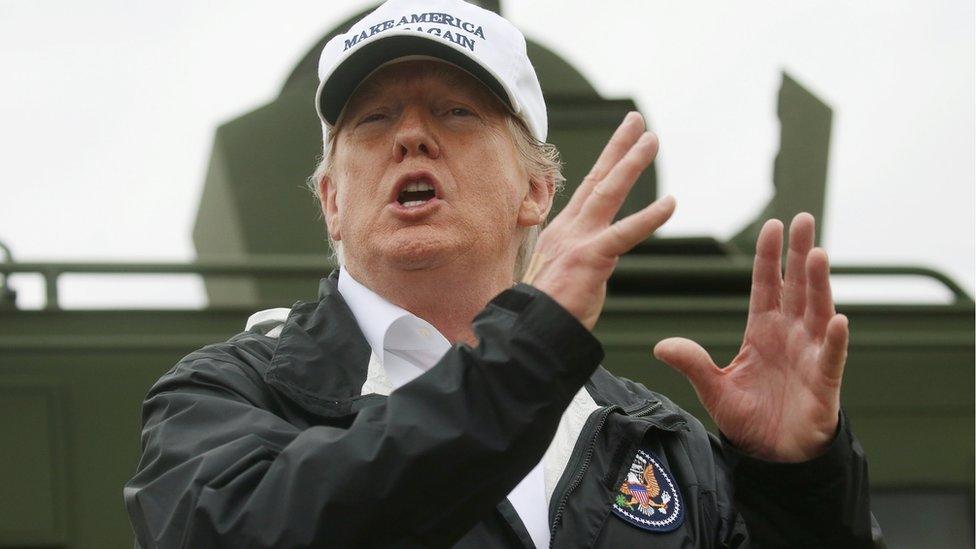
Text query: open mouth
396 179 437 208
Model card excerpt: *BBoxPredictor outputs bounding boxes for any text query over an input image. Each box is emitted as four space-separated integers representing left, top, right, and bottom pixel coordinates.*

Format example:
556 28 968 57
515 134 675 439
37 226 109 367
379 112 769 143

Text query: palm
655 215 849 462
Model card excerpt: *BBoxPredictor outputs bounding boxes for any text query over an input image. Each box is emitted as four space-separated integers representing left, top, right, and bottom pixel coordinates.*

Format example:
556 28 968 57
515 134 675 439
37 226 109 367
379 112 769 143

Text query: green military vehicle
1 4 972 548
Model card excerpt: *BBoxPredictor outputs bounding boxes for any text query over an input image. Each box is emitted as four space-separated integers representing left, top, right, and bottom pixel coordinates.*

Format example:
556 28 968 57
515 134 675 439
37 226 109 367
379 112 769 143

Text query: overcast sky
0 0 973 309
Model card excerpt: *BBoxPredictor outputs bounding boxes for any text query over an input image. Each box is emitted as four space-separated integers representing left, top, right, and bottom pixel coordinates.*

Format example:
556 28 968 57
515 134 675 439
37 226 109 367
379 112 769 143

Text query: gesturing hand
654 214 848 462
523 112 675 330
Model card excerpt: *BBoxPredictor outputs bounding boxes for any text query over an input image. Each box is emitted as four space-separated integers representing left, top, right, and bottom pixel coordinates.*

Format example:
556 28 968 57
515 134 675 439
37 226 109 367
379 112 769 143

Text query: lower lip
388 197 442 219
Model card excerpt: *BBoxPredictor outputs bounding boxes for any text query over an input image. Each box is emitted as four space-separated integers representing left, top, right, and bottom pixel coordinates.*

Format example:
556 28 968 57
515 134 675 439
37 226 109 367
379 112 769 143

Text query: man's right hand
522 111 675 330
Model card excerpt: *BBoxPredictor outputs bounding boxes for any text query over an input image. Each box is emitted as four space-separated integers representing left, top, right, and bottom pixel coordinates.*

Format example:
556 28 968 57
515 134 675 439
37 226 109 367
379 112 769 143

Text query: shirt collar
337 268 450 361
337 267 412 361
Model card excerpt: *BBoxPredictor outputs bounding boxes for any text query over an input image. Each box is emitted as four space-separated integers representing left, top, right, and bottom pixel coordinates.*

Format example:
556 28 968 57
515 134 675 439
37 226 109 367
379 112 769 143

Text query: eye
359 112 387 124
449 107 473 117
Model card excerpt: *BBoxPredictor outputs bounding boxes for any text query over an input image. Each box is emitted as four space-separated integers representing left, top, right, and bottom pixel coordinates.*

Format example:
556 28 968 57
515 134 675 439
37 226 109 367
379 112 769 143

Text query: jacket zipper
625 400 663 419
547 401 663 548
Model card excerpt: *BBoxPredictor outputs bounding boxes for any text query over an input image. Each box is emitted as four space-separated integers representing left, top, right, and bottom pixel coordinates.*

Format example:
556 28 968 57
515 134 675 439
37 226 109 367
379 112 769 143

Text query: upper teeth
405 180 434 192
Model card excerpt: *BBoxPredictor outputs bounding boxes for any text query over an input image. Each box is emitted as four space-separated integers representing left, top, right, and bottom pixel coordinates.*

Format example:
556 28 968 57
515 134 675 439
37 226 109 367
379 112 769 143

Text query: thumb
653 337 720 394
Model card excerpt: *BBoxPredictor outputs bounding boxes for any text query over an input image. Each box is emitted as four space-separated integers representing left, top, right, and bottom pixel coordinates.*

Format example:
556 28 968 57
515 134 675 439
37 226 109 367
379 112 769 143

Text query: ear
516 175 556 228
319 175 342 241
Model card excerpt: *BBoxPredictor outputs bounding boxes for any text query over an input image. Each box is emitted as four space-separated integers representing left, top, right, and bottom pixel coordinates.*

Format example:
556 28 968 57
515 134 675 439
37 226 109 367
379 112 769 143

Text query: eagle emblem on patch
611 449 684 532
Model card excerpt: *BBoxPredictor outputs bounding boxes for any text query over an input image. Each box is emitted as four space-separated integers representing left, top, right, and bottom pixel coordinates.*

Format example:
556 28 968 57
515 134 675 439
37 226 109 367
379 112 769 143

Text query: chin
382 235 458 271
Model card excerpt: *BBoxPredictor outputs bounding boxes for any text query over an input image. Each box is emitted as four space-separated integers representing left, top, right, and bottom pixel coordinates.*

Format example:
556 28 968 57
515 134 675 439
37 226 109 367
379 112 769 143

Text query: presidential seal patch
611 449 684 532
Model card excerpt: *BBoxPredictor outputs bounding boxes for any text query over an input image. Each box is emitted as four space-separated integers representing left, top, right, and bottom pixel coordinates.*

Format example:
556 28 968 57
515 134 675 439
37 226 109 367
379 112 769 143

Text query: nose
392 106 440 162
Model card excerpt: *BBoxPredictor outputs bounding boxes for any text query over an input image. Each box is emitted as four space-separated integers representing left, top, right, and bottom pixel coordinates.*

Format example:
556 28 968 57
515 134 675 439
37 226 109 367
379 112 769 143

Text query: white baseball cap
314 0 548 142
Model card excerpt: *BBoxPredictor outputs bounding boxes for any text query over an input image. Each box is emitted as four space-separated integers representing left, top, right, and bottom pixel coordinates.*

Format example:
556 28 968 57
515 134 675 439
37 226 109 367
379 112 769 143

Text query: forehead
341 60 506 116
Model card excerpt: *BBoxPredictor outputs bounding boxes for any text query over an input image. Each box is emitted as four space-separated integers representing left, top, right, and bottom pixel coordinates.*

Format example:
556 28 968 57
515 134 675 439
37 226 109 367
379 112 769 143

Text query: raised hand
654 214 848 462
523 112 675 330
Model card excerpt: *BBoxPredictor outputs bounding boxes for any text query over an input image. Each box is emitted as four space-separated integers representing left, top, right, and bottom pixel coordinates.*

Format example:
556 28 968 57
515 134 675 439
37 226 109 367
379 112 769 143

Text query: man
125 0 883 547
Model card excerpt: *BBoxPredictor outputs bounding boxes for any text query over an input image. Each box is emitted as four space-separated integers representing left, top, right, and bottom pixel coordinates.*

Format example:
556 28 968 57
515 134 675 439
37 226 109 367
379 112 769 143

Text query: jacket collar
262 271 685 430
264 272 381 418
585 367 689 431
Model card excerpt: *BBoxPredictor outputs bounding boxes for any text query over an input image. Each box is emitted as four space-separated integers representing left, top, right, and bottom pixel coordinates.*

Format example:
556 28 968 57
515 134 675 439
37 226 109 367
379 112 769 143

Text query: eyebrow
338 84 385 123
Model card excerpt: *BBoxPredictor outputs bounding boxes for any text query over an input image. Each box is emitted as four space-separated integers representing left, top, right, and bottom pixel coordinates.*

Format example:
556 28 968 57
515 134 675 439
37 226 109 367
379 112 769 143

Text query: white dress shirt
338 268 551 548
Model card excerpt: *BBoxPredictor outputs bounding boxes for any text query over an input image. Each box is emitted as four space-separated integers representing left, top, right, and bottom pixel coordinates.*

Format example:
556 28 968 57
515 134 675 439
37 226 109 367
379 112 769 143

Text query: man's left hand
653 213 848 462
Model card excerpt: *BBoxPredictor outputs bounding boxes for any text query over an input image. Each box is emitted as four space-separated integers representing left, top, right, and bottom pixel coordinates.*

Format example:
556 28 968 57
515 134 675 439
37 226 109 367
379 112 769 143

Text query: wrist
721 410 851 472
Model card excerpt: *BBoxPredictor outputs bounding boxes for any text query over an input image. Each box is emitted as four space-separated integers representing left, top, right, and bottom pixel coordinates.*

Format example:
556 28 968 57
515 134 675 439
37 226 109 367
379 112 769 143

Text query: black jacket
124 276 884 548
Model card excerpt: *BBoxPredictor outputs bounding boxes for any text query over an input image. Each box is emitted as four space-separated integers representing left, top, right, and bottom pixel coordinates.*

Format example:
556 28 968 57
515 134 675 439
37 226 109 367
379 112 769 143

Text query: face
320 60 551 278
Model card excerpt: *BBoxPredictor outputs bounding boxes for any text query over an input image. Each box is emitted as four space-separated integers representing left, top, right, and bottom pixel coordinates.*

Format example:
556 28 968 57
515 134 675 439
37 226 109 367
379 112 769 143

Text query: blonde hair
307 110 564 280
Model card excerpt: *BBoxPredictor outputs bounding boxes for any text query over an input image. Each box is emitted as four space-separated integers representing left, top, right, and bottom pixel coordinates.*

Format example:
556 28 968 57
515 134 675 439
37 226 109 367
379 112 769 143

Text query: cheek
465 137 526 208
333 161 377 215
464 167 521 219
337 186 370 232
333 140 379 191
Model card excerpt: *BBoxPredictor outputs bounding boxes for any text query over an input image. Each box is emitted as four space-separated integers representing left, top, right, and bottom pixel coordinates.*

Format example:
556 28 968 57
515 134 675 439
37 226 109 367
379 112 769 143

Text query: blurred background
0 0 972 306
0 1 972 547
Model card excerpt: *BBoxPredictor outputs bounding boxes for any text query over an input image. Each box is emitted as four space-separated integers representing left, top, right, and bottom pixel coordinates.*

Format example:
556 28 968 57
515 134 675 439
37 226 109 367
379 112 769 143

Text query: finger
783 213 815 317
820 314 849 385
562 112 645 218
588 111 646 180
595 195 675 257
803 248 835 337
748 219 784 316
578 131 659 228
653 337 722 402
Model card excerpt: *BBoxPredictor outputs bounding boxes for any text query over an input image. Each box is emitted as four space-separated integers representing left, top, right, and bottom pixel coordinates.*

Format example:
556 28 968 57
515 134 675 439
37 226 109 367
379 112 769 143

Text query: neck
344 260 515 346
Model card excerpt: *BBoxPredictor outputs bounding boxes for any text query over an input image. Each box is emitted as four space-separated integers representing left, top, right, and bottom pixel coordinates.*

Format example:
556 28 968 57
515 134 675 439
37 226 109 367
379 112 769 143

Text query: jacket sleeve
124 284 603 548
715 411 885 548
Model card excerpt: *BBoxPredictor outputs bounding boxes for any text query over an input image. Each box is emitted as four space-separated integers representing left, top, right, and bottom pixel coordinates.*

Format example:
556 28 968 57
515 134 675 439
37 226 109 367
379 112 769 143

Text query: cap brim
317 34 513 126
